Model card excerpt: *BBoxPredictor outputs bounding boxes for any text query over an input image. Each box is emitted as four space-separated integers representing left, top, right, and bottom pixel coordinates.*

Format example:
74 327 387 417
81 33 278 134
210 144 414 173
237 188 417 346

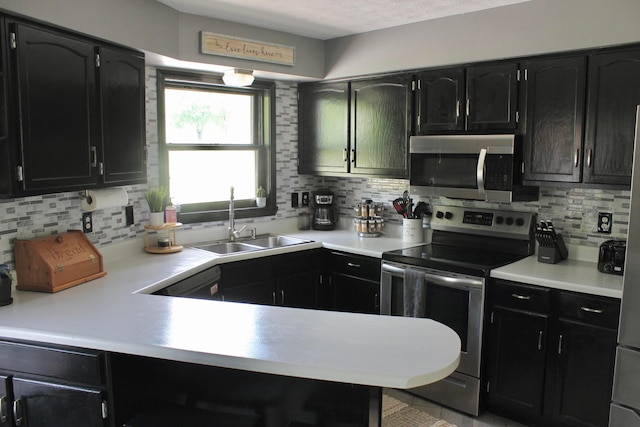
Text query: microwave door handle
476 148 487 197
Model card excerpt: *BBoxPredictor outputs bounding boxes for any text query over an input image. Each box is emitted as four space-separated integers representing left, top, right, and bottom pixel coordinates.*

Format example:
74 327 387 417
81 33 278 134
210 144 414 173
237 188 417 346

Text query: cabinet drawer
0 340 105 386
556 291 620 329
490 279 550 313
327 251 381 282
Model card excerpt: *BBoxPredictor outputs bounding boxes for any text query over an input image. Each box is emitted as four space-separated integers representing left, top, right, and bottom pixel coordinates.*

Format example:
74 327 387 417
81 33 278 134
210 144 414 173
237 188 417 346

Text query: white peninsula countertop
0 224 460 390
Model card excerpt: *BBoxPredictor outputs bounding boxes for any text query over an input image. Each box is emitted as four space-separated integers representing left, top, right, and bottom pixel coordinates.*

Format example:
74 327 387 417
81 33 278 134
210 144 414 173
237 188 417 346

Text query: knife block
538 233 569 264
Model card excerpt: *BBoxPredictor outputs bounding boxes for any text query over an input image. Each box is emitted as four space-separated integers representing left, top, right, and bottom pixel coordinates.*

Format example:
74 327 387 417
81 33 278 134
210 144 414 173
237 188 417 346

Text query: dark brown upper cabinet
415 68 464 132
298 74 412 179
98 46 146 185
415 63 519 134
350 74 412 178
466 63 519 131
298 82 349 175
584 48 640 186
1 18 146 198
12 21 99 194
521 56 586 183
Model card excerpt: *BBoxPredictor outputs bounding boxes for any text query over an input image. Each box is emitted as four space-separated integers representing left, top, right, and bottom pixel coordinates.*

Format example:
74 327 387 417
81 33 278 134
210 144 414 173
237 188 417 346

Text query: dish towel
403 267 426 317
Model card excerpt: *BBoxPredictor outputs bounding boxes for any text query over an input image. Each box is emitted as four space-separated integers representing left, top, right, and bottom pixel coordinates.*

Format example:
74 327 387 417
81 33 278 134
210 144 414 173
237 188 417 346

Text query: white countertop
0 219 622 391
0 223 460 389
491 244 623 299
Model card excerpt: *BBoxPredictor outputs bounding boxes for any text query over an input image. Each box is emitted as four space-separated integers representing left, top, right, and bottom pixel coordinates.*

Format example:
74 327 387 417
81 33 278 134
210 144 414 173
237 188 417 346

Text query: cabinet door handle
558 334 563 355
538 331 543 351
13 398 23 426
374 293 379 311
347 262 361 268
281 289 285 305
90 146 97 168
272 291 277 305
580 306 603 314
351 149 355 164
511 293 531 300
586 148 593 168
343 148 348 162
0 396 6 423
456 100 460 118
466 98 470 116
574 149 580 167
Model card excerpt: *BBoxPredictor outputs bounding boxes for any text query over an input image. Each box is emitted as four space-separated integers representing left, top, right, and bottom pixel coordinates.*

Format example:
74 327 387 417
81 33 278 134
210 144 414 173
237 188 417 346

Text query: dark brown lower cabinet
487 279 619 427
220 249 323 309
0 340 109 427
12 379 106 427
327 250 381 314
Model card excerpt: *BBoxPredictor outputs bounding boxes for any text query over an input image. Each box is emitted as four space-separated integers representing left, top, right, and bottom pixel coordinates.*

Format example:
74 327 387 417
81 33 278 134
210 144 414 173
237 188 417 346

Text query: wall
0 0 325 80
324 0 640 79
0 66 629 269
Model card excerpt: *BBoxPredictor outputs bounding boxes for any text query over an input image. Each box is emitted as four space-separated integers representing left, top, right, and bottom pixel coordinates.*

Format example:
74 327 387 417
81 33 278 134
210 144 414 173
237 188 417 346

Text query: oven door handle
381 263 483 289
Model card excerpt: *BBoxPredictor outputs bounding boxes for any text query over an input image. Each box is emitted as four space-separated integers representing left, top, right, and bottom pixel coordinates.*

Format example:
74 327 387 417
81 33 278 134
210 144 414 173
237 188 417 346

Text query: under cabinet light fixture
222 69 254 87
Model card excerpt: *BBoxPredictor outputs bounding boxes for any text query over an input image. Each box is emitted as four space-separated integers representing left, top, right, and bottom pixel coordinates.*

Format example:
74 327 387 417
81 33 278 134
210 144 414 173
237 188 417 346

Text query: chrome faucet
229 186 257 241
229 186 240 241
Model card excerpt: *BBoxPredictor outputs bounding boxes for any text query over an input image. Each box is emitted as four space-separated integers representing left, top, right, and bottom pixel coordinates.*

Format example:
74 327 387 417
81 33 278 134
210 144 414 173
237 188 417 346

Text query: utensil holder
538 233 569 264
403 218 423 243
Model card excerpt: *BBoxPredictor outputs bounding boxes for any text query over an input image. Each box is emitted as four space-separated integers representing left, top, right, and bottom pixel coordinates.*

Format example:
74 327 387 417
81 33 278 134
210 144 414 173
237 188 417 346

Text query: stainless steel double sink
193 234 312 255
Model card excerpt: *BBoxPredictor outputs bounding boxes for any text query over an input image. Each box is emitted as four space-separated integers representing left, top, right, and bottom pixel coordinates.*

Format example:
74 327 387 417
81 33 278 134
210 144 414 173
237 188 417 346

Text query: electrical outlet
82 212 93 233
597 212 612 234
301 192 309 207
125 205 134 226
291 192 299 208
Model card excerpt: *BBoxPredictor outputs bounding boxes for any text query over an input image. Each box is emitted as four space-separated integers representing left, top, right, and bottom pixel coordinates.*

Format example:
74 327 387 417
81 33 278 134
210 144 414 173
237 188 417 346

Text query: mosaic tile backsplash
0 67 630 268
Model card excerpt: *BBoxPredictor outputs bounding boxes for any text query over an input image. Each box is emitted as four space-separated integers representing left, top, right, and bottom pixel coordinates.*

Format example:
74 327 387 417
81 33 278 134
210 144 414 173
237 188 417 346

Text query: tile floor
384 388 528 427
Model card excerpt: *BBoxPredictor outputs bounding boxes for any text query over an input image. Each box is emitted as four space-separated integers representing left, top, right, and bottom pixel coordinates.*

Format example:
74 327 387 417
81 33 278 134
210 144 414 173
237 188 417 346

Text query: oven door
380 261 485 378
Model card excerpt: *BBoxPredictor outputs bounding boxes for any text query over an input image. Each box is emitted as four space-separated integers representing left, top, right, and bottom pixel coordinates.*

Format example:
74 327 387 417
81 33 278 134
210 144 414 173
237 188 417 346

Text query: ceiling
155 0 532 40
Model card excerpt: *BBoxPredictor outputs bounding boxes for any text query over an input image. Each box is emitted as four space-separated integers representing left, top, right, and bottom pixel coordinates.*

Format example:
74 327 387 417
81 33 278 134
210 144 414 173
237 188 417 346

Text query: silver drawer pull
580 306 603 314
347 262 361 268
511 293 531 300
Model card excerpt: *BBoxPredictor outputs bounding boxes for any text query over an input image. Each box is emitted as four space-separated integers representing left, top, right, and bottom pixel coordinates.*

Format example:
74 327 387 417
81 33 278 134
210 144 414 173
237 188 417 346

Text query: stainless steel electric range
381 205 536 416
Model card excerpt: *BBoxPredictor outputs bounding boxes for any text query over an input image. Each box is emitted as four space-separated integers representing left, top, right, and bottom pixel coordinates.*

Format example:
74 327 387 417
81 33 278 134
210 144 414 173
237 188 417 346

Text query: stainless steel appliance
598 240 626 275
409 134 539 202
311 190 338 230
381 205 536 416
611 106 640 426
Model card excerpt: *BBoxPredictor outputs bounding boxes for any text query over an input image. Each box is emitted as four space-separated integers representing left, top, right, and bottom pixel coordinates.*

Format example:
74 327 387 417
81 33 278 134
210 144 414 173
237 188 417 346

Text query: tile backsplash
0 69 630 268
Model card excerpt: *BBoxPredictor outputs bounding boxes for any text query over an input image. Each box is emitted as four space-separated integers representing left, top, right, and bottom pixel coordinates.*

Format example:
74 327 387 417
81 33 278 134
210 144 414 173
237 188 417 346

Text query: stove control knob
515 218 525 227
495 216 504 225
436 211 444 219
445 211 453 220
505 217 514 226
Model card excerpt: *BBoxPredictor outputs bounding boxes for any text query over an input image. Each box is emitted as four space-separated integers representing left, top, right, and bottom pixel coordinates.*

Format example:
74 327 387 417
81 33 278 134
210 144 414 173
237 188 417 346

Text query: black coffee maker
0 264 12 306
311 190 338 230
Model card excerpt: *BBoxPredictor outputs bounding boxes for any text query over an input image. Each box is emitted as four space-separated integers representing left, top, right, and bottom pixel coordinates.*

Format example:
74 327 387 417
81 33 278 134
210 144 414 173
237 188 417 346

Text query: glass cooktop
382 243 529 277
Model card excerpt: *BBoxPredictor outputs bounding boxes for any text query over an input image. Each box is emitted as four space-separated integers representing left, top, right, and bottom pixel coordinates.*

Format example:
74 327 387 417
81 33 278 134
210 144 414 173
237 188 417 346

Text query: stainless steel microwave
409 134 539 202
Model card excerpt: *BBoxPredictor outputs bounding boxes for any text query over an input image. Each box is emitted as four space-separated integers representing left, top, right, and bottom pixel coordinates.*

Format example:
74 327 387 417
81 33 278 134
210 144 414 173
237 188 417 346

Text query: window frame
156 69 277 224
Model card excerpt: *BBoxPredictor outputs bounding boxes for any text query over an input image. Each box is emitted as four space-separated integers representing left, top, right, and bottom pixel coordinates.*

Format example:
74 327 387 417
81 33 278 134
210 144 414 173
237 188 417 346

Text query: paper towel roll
82 188 129 211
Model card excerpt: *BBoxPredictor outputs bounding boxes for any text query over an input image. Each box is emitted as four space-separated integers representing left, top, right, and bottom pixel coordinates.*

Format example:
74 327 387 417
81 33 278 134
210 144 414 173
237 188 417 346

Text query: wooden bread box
15 230 107 293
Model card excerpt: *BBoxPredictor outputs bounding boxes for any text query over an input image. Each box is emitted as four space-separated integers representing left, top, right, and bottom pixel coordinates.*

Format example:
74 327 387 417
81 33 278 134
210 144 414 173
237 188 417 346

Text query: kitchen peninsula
0 230 460 427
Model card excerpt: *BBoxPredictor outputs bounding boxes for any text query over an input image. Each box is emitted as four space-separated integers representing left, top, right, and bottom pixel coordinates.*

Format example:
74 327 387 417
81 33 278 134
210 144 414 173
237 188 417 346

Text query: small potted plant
256 186 267 208
145 186 169 226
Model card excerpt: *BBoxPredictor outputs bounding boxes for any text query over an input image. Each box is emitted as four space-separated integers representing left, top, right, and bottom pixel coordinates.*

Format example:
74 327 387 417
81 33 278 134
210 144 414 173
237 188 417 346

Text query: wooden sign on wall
200 32 295 66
